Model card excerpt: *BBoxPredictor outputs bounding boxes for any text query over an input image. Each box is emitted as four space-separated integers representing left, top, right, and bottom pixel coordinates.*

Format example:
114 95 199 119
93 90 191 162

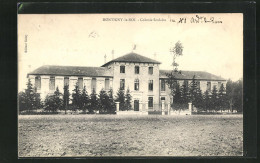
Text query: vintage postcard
18 13 243 157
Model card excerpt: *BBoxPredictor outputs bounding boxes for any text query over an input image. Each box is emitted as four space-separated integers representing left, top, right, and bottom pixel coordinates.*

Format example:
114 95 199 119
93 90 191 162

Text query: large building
27 52 226 111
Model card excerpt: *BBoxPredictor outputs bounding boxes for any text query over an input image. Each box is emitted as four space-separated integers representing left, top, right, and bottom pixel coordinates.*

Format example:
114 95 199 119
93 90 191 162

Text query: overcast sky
18 14 243 91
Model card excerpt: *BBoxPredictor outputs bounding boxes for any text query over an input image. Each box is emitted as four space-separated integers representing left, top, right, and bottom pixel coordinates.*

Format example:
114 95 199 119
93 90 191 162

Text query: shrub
44 87 63 113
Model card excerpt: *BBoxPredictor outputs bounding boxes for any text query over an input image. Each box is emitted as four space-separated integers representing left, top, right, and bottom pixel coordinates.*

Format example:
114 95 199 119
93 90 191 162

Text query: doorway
134 100 139 111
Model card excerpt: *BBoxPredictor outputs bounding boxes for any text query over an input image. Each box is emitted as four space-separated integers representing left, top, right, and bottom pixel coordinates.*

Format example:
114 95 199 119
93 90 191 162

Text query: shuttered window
161 79 165 91
105 78 110 90
91 78 96 92
78 78 83 90
35 76 41 90
49 77 55 90
64 77 69 88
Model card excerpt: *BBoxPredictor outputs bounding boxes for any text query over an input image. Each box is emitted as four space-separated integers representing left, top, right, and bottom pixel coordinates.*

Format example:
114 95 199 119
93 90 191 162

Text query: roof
159 70 226 81
28 65 113 77
101 52 161 67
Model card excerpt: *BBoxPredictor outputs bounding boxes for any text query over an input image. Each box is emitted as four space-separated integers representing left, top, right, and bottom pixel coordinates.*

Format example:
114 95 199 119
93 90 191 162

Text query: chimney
104 54 107 64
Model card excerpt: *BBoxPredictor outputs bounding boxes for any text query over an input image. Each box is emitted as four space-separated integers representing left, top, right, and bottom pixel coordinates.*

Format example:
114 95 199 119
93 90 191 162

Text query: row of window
119 79 154 91
34 77 110 91
160 79 222 92
120 66 153 75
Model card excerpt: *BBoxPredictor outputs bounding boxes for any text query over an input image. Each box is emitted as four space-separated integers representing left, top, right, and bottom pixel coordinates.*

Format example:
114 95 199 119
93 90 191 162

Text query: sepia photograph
18 13 243 157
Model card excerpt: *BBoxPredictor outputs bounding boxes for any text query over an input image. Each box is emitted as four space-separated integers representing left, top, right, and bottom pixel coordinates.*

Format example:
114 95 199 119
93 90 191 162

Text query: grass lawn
18 114 243 157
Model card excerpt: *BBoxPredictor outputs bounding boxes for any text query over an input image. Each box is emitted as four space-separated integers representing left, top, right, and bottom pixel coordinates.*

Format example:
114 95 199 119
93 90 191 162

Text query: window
120 66 125 73
148 97 153 108
35 76 41 90
78 78 83 90
134 79 139 91
64 77 69 88
148 67 153 75
91 78 96 92
207 81 211 91
161 79 165 91
148 80 153 91
49 77 55 90
161 97 165 101
135 66 139 74
120 79 125 90
105 78 110 90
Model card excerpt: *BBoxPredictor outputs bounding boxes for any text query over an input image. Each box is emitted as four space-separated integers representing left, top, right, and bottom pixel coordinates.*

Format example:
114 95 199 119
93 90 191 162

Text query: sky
18 13 243 91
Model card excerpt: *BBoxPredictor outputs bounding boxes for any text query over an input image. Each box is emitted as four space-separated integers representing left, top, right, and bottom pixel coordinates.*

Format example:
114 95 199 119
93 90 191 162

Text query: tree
18 79 42 113
180 82 189 104
89 88 98 113
203 90 211 112
98 89 110 113
211 86 219 112
173 81 182 104
125 88 132 110
18 91 27 113
24 79 35 112
194 87 204 111
226 79 235 112
115 88 125 111
233 79 243 112
189 75 197 103
165 41 184 110
63 84 70 114
72 83 81 111
218 83 226 112
107 89 116 114
170 41 184 72
44 87 63 113
80 85 89 114
33 87 42 112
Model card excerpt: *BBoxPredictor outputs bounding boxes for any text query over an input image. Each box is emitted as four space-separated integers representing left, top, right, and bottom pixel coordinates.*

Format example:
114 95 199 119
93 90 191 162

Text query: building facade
27 53 226 111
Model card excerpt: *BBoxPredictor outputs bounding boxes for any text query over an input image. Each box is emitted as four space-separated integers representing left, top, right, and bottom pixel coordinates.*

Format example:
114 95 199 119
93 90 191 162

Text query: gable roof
28 65 113 77
159 70 226 81
101 52 161 67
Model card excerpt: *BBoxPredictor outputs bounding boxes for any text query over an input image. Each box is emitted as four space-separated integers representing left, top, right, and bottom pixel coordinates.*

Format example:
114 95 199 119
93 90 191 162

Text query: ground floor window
148 97 153 108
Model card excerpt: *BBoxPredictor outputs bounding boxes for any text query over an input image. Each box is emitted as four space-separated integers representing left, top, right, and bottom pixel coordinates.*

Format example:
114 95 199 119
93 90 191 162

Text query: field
18 114 243 157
